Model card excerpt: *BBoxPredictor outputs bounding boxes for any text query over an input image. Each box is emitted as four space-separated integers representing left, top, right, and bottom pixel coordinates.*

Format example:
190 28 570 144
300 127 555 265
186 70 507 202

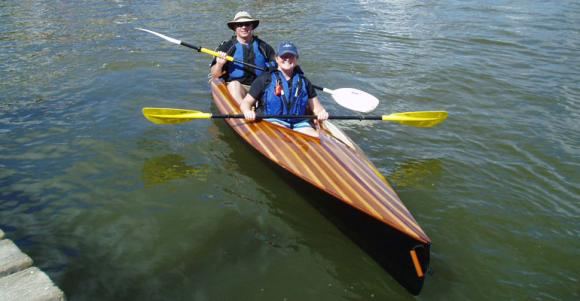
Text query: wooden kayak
210 79 431 294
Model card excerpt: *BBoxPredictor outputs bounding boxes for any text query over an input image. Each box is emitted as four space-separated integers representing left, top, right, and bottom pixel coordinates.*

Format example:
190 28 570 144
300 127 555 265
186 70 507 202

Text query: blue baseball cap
277 42 299 58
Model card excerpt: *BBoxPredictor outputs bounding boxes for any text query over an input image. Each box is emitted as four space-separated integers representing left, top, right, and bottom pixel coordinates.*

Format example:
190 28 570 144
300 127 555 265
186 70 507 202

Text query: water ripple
1 0 579 300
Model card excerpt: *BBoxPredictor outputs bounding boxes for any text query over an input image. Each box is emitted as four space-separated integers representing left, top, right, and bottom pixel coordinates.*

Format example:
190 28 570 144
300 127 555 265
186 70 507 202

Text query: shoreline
0 228 65 301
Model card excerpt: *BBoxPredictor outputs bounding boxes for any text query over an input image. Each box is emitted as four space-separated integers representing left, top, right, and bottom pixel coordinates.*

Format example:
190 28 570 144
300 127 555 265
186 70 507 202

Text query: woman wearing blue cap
240 42 329 137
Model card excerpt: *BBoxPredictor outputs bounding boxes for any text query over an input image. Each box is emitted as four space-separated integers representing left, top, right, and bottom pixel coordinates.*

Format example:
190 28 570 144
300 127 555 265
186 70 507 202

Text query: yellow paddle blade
142 107 212 124
382 111 448 128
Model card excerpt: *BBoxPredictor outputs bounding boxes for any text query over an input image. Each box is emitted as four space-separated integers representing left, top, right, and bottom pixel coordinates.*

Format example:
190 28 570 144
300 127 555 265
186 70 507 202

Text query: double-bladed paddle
136 28 379 113
142 107 448 128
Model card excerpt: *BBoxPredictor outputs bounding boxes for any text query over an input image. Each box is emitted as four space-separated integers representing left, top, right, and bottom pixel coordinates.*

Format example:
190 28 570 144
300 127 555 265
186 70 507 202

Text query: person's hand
216 51 227 66
316 109 329 121
242 108 256 121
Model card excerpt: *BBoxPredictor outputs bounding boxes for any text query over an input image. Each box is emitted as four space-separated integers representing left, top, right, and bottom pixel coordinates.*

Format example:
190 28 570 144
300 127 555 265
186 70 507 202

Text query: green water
1 0 578 300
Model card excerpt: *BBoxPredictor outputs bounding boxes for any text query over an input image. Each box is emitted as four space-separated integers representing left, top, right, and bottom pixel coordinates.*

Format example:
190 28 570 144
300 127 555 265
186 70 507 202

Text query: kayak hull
210 79 431 294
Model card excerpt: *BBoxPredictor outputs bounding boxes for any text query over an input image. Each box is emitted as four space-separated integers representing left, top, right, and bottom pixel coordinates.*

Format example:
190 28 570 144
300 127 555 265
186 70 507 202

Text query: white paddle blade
136 28 182 45
330 88 379 113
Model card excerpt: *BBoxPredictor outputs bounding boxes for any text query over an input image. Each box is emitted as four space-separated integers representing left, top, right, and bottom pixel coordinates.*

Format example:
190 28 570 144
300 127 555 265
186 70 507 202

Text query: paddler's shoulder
253 35 271 46
253 36 275 57
215 36 236 51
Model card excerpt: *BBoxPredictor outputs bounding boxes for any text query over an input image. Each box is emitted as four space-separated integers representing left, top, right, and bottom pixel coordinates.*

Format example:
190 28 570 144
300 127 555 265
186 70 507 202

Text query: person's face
235 22 253 38
276 53 297 72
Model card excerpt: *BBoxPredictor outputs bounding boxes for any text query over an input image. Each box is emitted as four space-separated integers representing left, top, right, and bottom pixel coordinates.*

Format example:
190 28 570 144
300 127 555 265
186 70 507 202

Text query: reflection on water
142 154 208 187
389 159 443 188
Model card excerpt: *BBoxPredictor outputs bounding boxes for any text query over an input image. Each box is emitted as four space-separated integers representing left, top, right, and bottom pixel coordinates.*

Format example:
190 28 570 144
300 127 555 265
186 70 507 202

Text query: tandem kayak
210 78 431 294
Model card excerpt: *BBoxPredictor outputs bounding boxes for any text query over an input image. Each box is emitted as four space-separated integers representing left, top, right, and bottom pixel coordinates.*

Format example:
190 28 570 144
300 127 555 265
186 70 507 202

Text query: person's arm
240 94 257 121
309 96 328 121
241 73 268 121
304 78 327 121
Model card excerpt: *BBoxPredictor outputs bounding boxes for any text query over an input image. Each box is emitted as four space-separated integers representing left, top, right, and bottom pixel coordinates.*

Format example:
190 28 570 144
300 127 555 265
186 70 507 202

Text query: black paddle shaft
179 41 199 51
211 114 382 120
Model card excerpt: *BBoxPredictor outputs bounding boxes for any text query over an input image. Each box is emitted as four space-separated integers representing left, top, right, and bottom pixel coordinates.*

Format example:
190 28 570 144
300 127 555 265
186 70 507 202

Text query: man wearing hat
210 11 275 105
239 42 329 137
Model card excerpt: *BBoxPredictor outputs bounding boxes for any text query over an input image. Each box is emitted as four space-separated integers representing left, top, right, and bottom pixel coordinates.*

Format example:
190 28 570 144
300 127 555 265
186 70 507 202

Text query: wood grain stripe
277 129 389 220
214 90 280 162
323 136 429 242
323 137 425 235
274 128 362 207
260 125 326 188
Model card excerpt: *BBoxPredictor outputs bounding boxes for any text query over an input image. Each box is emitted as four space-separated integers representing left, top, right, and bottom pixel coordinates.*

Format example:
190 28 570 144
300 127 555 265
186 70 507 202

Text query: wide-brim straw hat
227 11 260 30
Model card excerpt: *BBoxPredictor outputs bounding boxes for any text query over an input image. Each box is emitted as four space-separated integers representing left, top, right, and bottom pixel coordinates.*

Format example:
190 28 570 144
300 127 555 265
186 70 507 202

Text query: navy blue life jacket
227 39 267 81
262 70 309 124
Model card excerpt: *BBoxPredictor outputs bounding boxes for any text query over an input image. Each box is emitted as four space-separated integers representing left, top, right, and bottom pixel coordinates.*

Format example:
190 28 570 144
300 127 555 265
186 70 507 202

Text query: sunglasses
279 53 297 60
235 22 253 28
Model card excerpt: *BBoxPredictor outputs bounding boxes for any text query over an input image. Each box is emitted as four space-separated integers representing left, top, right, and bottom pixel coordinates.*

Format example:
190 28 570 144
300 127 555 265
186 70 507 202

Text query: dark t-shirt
249 71 317 101
210 36 275 85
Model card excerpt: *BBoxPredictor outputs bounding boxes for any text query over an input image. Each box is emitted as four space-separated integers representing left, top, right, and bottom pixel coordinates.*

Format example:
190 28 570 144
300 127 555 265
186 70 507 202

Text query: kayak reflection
142 154 208 187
